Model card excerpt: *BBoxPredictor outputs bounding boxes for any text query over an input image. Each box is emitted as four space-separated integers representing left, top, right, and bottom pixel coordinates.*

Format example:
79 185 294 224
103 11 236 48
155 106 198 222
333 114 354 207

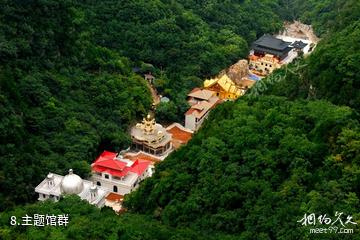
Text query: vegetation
0 196 232 240
1 0 360 239
0 0 286 209
78 0 283 116
277 0 360 36
126 96 360 239
262 0 360 112
0 0 152 209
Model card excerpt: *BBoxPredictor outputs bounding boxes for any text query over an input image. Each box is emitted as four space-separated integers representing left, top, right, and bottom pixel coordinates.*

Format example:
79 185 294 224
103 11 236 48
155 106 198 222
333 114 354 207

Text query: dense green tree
2 0 360 239
261 19 360 112
0 196 237 240
126 96 360 239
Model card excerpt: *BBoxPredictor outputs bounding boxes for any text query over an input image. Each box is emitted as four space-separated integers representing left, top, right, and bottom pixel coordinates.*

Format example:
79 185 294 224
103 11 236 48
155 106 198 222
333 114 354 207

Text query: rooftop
93 151 128 171
166 123 193 148
204 74 244 97
124 151 162 163
253 34 292 51
185 95 220 119
92 151 152 178
106 192 124 202
187 88 216 101
131 115 172 149
291 40 308 49
35 171 108 206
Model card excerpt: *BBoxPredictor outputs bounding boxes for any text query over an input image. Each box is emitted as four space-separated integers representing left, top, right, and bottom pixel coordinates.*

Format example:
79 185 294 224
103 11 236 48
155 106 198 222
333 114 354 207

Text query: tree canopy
1 0 360 239
126 96 360 239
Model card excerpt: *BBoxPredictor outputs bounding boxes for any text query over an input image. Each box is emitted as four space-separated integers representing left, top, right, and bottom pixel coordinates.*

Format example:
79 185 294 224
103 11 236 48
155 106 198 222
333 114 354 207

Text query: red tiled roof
92 165 131 177
249 55 259 61
187 88 216 101
167 125 192 144
185 96 219 118
124 152 161 163
93 151 127 171
189 87 201 94
92 151 152 177
106 193 124 202
130 160 151 176
185 108 198 115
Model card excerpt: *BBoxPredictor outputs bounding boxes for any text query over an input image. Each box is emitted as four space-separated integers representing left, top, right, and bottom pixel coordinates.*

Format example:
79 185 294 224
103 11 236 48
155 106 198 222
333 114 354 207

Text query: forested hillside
78 0 283 117
0 0 153 209
126 96 360 239
1 0 360 240
125 1 360 239
0 0 285 209
280 0 360 36
262 0 360 111
0 196 228 240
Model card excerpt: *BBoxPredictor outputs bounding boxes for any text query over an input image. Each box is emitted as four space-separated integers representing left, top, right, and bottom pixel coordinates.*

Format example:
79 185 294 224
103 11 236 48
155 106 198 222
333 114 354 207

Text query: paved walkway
146 81 160 105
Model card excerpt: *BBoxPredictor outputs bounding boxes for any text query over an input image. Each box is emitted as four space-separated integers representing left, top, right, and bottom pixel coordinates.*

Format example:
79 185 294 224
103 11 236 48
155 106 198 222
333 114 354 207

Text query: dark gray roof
291 41 307 49
252 46 292 57
253 34 292 51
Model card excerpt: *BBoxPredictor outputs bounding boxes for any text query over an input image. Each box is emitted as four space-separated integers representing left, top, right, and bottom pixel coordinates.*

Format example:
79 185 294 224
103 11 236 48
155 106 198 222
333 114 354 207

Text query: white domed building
35 169 108 208
60 169 84 195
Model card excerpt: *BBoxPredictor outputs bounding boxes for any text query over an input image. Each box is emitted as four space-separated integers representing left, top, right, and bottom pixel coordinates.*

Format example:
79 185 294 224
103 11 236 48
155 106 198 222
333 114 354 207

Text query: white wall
185 114 196 131
91 174 133 195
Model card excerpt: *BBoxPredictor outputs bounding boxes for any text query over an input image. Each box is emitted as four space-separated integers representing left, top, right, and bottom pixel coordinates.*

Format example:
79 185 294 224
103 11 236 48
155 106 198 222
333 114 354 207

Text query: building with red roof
124 151 162 163
166 123 193 149
105 193 125 214
185 90 221 131
91 151 153 195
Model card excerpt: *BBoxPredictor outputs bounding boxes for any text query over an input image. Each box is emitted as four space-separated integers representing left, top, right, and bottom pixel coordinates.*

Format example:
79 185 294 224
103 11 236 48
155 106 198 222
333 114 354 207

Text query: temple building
251 34 292 60
249 54 281 75
35 169 108 208
185 88 220 131
203 74 244 100
91 151 152 195
131 114 172 156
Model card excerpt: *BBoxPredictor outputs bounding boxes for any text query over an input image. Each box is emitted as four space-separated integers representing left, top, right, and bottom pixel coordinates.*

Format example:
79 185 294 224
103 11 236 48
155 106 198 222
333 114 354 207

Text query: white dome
60 169 84 195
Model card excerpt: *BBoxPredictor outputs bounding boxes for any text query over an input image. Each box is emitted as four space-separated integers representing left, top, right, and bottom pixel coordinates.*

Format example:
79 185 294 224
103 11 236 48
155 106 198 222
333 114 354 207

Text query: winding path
146 81 160 105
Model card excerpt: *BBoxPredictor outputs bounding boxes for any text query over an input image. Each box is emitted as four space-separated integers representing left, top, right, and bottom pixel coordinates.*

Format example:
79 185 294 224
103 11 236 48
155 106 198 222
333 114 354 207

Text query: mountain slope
126 96 360 239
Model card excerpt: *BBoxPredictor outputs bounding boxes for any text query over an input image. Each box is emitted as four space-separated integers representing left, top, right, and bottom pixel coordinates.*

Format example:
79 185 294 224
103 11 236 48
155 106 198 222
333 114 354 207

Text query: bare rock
226 59 249 86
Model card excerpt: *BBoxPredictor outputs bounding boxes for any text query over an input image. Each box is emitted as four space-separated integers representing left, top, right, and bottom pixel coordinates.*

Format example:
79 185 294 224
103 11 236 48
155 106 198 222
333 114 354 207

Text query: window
96 181 101 186
104 174 109 179
42 194 46 198
113 186 118 192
